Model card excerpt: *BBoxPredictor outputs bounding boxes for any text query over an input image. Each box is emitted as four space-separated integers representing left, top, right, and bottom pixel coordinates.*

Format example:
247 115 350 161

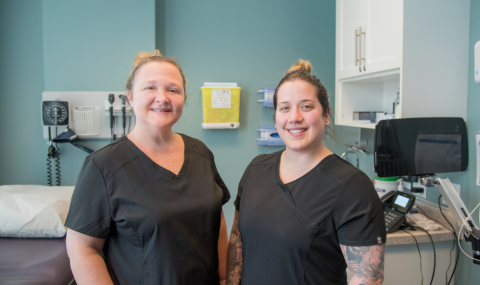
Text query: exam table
0 236 74 285
0 185 75 285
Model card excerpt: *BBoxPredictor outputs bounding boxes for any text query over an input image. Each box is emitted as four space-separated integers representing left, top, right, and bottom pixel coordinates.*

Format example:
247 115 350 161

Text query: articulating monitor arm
420 176 480 265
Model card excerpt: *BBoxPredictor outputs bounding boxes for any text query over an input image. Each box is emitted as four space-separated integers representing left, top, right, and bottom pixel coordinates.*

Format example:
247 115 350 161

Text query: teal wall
42 0 155 91
0 0 155 186
1 0 479 283
455 0 480 283
0 1 45 185
40 0 155 184
156 0 341 230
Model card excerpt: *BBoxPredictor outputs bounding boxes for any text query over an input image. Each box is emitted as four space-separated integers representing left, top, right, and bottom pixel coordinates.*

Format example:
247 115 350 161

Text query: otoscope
119 95 127 136
108 93 115 141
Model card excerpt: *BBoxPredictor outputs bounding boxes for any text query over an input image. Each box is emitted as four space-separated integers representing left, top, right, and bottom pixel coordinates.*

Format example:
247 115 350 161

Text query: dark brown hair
273 59 336 140
126 50 187 101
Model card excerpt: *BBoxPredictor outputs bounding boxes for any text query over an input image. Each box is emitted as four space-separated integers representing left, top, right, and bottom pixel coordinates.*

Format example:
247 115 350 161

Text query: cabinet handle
355 29 359 66
360 27 366 69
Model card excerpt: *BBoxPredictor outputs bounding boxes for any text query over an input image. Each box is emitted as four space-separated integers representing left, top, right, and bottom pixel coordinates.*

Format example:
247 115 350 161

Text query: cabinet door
362 0 403 74
336 0 366 79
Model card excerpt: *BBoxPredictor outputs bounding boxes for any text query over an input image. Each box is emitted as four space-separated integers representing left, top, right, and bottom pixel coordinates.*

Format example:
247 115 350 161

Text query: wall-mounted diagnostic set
41 100 69 186
41 92 136 186
42 92 135 140
201 83 241 129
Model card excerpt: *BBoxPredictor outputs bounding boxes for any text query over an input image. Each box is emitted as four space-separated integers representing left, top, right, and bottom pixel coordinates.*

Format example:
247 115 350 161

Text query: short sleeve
333 171 386 246
64 157 112 239
234 163 251 211
211 160 231 205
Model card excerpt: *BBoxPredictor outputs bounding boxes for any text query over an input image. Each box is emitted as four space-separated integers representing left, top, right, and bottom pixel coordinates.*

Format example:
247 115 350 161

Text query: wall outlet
403 181 427 199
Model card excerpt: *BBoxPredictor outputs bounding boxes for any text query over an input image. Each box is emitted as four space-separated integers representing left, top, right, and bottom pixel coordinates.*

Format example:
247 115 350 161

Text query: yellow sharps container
201 82 241 129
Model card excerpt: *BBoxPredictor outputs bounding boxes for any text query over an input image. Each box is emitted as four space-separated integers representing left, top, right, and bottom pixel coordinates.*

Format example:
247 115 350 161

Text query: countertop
386 199 458 246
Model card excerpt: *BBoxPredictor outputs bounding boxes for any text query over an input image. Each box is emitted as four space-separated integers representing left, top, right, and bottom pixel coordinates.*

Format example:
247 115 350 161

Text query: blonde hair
126 50 187 100
273 59 336 140
287 59 313 74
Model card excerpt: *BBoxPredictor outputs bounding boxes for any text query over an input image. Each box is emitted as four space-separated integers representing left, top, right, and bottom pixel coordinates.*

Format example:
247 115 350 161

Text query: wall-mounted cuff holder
257 87 275 107
257 126 285 146
73 106 101 136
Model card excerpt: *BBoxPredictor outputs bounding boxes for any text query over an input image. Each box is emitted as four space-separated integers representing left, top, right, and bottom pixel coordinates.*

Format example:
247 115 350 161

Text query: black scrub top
65 134 230 285
234 151 386 285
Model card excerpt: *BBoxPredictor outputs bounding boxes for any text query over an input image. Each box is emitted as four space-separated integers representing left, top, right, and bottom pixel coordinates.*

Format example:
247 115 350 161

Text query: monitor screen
374 118 468 177
394 195 409 208
391 192 415 214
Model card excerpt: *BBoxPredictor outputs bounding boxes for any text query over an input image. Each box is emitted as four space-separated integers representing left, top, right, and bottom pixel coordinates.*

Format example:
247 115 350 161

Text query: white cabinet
336 0 365 78
363 0 403 74
335 0 470 129
336 0 402 79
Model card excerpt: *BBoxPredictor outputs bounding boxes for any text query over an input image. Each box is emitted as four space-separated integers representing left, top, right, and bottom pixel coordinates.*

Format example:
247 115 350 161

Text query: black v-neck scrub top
65 134 230 285
234 151 386 285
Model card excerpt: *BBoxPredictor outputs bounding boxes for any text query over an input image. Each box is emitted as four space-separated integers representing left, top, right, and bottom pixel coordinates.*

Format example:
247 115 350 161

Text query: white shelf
336 71 400 128
339 122 377 130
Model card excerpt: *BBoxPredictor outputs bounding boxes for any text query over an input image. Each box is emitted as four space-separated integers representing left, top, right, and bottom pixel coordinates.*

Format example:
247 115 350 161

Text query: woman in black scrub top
65 50 230 285
227 60 386 285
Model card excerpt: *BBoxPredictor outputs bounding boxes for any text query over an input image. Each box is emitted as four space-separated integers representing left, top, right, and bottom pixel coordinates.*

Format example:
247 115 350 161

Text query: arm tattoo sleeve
227 211 243 285
341 244 385 285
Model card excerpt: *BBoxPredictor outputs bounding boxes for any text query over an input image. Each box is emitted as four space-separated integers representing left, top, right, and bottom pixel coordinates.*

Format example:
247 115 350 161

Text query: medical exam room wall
155 0 340 229
41 0 155 182
0 0 155 186
0 1 45 185
1 0 479 283
0 0 340 224
455 0 480 283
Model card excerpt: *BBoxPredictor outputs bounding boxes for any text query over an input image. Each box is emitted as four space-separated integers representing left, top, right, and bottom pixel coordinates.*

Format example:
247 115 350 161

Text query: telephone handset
382 191 416 233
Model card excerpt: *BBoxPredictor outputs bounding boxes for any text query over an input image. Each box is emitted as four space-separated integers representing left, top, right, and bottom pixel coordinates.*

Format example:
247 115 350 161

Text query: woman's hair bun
133 50 163 69
288 59 312 74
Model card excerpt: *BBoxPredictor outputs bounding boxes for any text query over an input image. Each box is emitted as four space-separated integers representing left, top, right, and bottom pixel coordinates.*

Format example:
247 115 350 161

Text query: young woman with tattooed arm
227 60 386 285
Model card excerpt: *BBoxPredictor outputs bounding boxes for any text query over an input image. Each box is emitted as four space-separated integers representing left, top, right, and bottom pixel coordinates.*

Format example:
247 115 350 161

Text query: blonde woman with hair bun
65 50 230 285
227 59 386 285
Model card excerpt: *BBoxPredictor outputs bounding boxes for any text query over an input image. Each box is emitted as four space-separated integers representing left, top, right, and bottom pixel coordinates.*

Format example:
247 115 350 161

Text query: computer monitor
374 118 468 177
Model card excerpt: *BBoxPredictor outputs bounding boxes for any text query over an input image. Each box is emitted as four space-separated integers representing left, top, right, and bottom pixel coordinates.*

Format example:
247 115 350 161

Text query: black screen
374 118 468 177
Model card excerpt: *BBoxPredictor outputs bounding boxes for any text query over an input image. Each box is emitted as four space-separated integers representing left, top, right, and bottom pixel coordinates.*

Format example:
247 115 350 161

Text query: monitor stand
420 176 480 265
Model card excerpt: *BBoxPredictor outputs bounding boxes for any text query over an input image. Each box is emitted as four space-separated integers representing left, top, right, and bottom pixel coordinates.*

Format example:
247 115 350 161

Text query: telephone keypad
384 208 404 232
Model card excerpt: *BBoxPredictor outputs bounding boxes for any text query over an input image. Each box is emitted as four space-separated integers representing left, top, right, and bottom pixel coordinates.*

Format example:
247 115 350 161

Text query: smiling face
275 80 330 153
127 61 185 131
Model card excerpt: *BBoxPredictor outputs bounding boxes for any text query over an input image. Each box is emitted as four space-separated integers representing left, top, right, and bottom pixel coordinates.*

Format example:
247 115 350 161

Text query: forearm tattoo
227 211 243 285
341 244 385 285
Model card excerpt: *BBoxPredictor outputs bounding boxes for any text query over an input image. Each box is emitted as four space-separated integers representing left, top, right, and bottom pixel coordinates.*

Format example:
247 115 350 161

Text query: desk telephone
382 191 416 233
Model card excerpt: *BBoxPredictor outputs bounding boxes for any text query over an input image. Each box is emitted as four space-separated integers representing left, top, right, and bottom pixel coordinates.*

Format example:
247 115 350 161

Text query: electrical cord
401 229 423 285
417 203 457 285
456 201 480 262
438 195 458 285
46 127 62 186
415 226 436 285
46 151 52 186
54 144 61 186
